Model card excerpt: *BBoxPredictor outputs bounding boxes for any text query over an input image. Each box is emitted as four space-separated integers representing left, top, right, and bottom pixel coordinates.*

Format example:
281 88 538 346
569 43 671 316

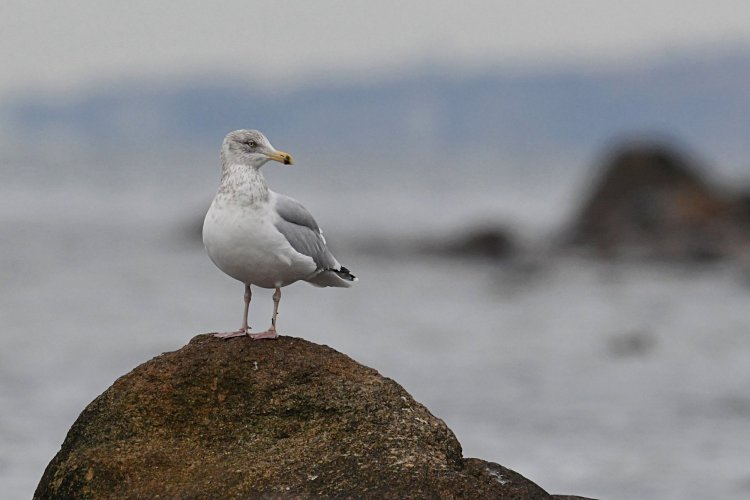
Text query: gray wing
273 193 339 270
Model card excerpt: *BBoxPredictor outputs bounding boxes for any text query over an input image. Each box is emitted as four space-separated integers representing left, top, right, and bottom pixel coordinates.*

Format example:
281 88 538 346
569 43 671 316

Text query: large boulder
34 335 589 499
567 142 750 261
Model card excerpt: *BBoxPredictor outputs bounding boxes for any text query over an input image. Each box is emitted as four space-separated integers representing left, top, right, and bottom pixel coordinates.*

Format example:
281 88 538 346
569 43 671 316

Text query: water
2 154 750 499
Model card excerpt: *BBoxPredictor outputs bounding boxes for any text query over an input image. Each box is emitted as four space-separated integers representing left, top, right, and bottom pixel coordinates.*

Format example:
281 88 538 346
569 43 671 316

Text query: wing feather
272 193 339 271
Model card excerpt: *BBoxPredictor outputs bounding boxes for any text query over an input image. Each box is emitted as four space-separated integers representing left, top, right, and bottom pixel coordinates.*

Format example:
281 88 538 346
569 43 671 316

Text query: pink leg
249 287 280 340
214 284 252 339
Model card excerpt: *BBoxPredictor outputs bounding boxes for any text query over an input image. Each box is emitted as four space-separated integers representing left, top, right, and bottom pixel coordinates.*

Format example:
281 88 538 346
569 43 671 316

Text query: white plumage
203 129 356 340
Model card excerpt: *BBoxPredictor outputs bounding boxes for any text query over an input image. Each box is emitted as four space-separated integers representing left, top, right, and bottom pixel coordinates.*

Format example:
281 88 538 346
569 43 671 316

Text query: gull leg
241 284 252 331
214 284 252 339
250 287 280 340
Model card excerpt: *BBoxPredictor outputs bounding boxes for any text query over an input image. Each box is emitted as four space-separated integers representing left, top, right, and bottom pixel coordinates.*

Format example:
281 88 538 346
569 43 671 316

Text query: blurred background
3 1 750 498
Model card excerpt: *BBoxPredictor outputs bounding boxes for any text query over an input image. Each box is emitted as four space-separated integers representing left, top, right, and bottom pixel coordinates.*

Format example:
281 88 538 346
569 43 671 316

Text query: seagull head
221 129 294 169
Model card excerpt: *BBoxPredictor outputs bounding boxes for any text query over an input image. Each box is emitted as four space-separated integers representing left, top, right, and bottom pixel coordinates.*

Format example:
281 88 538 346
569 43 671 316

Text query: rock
606 330 657 358
352 225 518 262
445 225 517 260
567 141 750 261
419 225 517 261
34 335 590 499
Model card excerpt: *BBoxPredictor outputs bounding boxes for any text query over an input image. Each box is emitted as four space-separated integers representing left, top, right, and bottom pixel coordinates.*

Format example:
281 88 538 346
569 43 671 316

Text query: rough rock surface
35 335 591 499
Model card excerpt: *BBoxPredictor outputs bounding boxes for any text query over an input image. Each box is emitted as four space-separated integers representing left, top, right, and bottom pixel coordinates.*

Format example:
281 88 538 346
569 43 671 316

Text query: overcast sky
2 1 750 99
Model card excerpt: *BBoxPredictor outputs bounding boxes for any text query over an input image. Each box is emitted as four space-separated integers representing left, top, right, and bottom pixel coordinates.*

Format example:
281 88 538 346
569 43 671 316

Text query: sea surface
2 151 750 499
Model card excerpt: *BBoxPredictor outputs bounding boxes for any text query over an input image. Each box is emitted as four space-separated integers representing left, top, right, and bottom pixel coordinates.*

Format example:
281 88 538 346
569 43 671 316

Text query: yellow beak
266 149 294 165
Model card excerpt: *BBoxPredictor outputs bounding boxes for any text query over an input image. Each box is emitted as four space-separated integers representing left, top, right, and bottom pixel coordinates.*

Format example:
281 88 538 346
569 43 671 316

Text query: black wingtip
334 266 357 281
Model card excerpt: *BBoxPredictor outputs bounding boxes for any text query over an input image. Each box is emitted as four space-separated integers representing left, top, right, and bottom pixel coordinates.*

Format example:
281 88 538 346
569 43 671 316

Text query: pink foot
249 329 279 340
213 328 249 339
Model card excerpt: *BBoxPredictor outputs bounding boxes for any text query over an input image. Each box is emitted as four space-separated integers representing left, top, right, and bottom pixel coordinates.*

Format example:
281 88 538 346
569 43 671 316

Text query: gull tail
306 266 358 288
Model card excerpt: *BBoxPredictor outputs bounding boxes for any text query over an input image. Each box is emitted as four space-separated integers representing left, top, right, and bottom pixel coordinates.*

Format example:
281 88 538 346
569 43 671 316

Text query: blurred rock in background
566 141 750 262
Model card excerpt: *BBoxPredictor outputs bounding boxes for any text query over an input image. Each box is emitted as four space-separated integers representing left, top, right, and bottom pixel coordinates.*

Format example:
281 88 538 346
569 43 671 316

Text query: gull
203 130 356 340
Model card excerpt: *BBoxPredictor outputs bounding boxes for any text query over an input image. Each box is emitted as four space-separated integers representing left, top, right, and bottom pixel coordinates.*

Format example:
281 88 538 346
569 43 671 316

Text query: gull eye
247 140 258 148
